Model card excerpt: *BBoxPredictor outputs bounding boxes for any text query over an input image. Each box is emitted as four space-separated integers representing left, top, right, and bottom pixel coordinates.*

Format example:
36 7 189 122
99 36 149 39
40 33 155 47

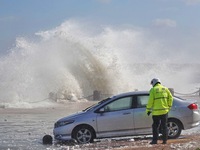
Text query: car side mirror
98 108 105 113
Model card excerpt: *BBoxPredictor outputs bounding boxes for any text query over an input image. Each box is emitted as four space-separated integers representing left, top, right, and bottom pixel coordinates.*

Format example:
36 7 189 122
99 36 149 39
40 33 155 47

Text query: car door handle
123 112 131 115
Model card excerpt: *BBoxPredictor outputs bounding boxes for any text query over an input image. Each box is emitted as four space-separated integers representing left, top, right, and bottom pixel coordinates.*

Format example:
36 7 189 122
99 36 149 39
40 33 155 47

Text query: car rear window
137 95 149 108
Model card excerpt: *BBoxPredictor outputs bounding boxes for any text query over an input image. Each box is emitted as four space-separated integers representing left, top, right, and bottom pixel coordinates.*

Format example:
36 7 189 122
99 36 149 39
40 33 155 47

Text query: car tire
167 119 182 139
72 125 95 144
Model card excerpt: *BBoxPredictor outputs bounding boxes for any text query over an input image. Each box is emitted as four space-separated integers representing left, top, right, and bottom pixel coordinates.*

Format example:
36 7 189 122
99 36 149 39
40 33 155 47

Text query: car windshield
83 97 111 112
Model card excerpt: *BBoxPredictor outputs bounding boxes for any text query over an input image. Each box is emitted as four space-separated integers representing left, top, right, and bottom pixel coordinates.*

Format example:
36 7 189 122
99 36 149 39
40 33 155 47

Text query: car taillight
188 103 198 110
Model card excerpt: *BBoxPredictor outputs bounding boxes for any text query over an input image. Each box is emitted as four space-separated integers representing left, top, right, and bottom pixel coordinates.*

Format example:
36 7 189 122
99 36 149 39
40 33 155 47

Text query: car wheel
72 125 94 144
167 119 182 139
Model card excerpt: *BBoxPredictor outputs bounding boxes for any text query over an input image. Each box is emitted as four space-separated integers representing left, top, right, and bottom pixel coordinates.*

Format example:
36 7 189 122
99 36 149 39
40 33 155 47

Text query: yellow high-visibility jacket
146 83 173 116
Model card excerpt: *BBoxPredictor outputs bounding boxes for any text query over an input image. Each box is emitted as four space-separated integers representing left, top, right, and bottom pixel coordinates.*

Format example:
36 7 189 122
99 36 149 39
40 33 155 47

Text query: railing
174 89 200 97
31 88 200 103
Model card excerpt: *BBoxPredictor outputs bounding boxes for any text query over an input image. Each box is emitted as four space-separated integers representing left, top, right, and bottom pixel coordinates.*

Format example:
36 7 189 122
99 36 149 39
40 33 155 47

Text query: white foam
0 20 199 108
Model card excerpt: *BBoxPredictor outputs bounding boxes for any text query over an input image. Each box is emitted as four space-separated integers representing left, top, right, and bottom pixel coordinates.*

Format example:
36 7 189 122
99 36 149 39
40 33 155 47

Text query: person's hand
147 111 151 116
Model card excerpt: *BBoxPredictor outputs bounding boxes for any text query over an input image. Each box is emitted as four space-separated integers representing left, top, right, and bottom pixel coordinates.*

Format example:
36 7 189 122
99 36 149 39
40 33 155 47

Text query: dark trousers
152 113 168 142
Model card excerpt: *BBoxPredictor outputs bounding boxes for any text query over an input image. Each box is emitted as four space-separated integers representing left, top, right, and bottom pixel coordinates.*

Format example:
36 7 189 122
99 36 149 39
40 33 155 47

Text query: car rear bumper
182 110 200 129
183 120 200 129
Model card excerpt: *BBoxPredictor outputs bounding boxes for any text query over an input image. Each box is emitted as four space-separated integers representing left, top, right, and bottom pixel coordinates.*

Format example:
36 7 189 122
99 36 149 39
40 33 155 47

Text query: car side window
137 95 149 108
103 97 132 112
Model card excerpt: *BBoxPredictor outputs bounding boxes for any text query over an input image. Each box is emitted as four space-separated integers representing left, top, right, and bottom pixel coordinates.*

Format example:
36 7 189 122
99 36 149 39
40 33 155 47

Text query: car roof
111 91 149 99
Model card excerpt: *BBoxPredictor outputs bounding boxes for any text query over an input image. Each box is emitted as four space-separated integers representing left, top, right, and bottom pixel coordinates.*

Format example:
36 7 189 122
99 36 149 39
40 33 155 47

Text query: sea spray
0 20 199 108
0 21 132 107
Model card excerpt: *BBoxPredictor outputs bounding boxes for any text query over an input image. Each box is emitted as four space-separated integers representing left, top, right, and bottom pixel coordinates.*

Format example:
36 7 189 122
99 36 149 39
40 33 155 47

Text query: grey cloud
152 19 177 28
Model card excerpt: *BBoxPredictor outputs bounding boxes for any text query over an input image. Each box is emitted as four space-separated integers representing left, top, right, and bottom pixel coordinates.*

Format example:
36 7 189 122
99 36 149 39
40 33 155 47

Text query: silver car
53 91 200 144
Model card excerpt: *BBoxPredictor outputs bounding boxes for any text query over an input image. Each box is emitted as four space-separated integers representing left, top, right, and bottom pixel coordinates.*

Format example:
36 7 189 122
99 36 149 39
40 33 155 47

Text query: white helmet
150 78 161 86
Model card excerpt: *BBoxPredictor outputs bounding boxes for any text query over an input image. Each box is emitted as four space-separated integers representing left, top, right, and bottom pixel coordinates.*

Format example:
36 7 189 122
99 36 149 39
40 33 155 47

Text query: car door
96 96 134 138
133 94 152 134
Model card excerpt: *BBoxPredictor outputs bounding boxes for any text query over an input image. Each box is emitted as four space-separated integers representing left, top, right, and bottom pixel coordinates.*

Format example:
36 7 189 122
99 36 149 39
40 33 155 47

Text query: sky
0 0 200 56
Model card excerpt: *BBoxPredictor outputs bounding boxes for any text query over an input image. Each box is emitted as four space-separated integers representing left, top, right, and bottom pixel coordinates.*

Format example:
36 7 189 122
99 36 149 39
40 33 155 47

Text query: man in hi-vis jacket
146 78 173 144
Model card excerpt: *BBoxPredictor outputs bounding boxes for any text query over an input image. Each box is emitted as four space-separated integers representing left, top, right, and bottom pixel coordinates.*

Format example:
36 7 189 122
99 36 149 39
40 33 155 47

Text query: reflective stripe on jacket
146 83 173 116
